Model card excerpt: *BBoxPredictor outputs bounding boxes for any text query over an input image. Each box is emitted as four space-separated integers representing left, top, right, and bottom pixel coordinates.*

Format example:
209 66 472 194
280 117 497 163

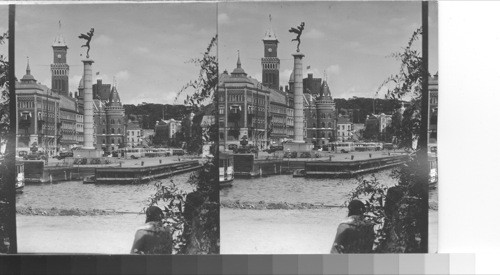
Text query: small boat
83 175 96 184
16 161 25 193
219 153 234 188
292 169 306 178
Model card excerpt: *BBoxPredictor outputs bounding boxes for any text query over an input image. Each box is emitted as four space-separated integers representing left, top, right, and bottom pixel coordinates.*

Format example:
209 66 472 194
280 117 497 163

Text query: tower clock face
57 54 61 58
267 47 272 53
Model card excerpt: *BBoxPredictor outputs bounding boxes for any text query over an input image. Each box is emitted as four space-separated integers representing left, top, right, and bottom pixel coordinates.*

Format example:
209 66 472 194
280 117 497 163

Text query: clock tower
261 17 280 91
51 23 69 96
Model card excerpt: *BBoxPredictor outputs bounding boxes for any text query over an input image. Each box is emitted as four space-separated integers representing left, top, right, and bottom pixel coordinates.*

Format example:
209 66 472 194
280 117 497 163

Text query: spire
26 56 31 75
20 56 36 83
236 50 241 68
231 50 247 76
53 20 67 47
263 14 278 42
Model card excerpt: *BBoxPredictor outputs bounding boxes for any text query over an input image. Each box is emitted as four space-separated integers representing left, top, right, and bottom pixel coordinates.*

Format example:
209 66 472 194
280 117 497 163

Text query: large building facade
219 22 341 149
90 81 126 152
16 63 60 156
218 55 270 149
302 79 337 147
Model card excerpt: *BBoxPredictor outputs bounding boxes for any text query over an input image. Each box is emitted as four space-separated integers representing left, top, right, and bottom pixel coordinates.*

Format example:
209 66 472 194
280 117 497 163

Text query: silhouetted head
145 206 164 223
348 200 365 216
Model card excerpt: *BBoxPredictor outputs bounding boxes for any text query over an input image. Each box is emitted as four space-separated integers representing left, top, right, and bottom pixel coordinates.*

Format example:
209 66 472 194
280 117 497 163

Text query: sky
219 1 438 100
2 3 216 104
0 2 437 103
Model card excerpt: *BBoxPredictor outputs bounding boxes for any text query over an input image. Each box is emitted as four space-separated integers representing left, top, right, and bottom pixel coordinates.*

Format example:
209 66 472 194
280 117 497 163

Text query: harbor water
220 168 438 254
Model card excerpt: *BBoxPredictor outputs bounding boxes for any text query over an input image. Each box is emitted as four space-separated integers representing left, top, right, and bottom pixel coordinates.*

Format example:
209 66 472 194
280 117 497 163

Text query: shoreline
221 200 438 211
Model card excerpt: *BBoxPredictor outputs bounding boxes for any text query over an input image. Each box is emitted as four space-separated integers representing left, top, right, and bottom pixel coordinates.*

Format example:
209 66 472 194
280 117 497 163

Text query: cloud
303 28 325 40
218 13 230 25
251 73 261 82
69 75 83 92
326 64 341 76
93 35 113 46
115 70 130 81
133 47 150 54
279 68 293 87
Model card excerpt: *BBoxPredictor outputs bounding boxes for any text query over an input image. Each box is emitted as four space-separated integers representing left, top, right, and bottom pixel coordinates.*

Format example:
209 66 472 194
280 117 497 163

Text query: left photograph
10 3 218 254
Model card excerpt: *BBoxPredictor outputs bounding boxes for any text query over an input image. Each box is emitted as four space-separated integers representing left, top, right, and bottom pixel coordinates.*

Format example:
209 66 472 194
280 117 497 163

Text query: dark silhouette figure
330 200 374 253
78 28 94 58
131 206 172 254
289 22 305 52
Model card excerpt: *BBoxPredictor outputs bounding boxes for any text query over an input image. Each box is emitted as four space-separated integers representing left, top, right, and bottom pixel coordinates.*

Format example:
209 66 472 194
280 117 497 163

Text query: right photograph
218 1 438 254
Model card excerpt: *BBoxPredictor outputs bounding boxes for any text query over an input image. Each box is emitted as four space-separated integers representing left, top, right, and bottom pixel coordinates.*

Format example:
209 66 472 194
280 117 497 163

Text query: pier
21 158 202 184
232 152 409 178
94 160 201 184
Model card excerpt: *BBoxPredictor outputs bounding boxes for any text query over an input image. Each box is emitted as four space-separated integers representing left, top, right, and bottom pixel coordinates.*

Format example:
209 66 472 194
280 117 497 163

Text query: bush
299 152 311 158
290 152 298 158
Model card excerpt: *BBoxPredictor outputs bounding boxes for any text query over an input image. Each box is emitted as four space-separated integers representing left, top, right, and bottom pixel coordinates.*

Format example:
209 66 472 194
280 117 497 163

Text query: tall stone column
82 59 94 149
292 52 305 143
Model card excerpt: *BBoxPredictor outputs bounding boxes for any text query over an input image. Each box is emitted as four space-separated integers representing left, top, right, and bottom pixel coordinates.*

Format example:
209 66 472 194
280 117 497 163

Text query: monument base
73 148 104 158
283 142 314 153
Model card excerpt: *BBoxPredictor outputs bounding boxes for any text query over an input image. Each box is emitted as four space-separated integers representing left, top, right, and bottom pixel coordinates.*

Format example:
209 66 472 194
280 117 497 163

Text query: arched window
328 122 332 128
321 122 325 128
102 139 105 144
111 119 115 124
111 128 115 134
322 113 326 119
118 128 122 134
102 129 105 134
312 123 316 128
111 138 115 144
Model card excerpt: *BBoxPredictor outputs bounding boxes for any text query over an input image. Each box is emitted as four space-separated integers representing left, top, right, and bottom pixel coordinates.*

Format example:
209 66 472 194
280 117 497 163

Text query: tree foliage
350 27 429 253
0 31 9 147
0 31 12 253
147 35 218 254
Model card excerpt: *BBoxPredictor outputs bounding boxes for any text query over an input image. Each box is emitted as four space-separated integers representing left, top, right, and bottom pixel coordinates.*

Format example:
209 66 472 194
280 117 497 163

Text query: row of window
52 69 68 76
262 63 279 70
263 73 277 86
102 128 123 134
311 122 334 128
310 112 334 119
310 131 334 138
99 118 123 125
101 138 122 145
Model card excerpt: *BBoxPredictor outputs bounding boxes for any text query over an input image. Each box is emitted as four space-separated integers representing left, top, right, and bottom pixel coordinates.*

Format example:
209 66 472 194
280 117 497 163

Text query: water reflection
17 174 194 213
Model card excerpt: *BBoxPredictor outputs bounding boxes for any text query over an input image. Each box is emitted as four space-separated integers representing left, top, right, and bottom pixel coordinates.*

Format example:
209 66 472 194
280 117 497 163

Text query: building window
328 122 332 128
118 128 122 134
111 138 115 144
111 119 115 124
102 129 105 134
111 128 115 134
321 122 325 128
